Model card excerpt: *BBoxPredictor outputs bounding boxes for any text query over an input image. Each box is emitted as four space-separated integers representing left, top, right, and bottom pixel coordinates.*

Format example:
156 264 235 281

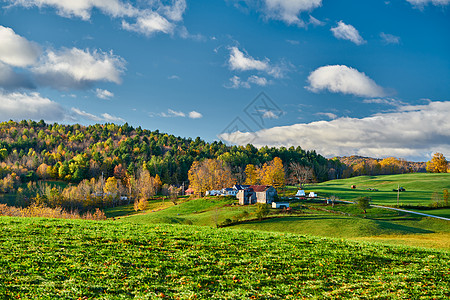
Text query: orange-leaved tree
188 159 234 197
426 153 448 173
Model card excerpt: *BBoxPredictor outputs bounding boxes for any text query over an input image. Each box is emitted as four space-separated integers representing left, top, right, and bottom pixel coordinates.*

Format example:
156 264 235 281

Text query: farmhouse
238 185 277 205
184 188 194 195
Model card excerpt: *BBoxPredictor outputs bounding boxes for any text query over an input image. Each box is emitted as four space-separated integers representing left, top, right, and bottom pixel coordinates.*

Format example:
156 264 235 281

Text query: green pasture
0 216 448 299
303 173 450 206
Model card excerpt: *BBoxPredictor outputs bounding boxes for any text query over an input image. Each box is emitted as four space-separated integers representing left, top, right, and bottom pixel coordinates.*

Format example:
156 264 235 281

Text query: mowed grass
0 216 449 299
305 173 450 206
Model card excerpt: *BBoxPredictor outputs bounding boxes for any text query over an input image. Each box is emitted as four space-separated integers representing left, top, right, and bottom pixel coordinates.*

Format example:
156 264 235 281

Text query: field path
371 205 450 221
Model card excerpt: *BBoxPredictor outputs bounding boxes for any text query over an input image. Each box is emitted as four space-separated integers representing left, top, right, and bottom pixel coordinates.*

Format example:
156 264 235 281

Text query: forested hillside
0 120 335 190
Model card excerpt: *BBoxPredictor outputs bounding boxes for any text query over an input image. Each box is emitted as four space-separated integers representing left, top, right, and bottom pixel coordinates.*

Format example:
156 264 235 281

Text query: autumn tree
426 153 448 173
260 157 285 189
136 168 156 199
188 159 234 197
244 164 259 185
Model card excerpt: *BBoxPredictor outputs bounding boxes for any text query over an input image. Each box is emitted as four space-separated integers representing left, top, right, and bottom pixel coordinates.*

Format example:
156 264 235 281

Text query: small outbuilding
295 190 306 197
309 192 317 198
272 202 290 209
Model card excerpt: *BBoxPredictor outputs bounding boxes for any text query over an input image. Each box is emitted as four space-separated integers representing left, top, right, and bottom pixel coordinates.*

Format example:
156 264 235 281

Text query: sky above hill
0 0 449 161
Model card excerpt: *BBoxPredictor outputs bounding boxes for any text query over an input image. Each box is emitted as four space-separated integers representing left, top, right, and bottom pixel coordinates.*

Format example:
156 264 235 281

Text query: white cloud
71 107 102 122
122 12 174 36
331 21 366 45
219 101 450 161
229 47 269 72
71 107 125 123
228 47 288 79
188 111 203 119
7 0 187 37
159 109 186 118
263 0 323 26
0 26 41 67
168 75 180 80
306 65 386 98
380 32 400 44
224 75 270 89
308 15 324 26
262 111 278 119
101 112 125 123
406 0 450 8
33 48 126 89
7 0 136 20
95 88 114 100
0 90 65 121
159 0 187 22
248 75 269 86
224 76 250 89
315 112 337 119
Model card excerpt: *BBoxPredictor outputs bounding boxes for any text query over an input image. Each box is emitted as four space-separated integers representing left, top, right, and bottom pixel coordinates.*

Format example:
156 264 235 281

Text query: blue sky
0 0 449 161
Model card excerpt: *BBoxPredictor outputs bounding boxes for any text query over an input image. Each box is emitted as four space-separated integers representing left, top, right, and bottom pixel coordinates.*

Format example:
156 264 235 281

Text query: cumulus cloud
380 32 400 44
95 88 114 100
227 47 288 80
122 12 174 36
0 25 41 67
331 21 366 45
6 0 187 37
0 90 65 121
188 111 203 119
306 65 386 98
0 62 35 89
33 48 126 89
229 47 269 72
219 101 450 161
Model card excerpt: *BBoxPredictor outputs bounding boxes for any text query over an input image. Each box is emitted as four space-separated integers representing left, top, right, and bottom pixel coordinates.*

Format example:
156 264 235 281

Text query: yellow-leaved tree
188 159 234 197
426 153 448 173
244 164 259 185
260 157 285 189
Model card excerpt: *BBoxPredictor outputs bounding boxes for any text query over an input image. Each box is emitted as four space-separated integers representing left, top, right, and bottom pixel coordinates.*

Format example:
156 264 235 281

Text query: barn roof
249 185 271 192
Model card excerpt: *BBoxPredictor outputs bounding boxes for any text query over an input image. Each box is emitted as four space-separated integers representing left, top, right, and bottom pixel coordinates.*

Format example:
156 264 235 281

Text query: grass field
303 173 450 207
108 194 450 251
1 216 449 299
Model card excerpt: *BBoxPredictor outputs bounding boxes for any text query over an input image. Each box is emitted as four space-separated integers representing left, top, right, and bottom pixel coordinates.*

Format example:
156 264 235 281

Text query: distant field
0 217 448 299
109 194 450 250
303 173 450 206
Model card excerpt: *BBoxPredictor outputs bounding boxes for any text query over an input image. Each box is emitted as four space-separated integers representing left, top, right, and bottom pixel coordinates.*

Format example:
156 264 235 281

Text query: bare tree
289 162 313 189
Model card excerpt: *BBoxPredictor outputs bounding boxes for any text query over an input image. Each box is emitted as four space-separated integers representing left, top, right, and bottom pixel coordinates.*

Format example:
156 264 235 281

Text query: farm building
185 188 194 195
238 185 277 205
296 190 306 197
272 202 289 209
309 192 317 198
222 188 238 196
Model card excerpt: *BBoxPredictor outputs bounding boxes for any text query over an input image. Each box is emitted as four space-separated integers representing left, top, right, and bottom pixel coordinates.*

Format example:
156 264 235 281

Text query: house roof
185 188 194 192
234 184 250 190
249 185 271 192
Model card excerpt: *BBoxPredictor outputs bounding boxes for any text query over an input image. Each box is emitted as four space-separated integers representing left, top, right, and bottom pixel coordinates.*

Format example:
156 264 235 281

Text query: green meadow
303 173 450 207
1 216 449 299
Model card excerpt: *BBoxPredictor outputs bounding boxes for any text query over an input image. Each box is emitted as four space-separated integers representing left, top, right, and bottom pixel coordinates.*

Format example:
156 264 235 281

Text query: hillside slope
1 217 448 299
